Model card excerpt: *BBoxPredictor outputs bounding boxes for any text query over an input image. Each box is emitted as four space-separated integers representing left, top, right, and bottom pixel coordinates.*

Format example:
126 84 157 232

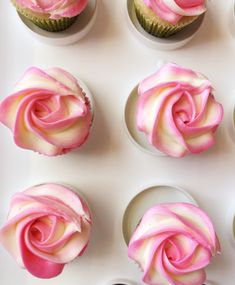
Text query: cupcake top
136 62 223 158
12 0 88 19
128 203 220 285
0 183 92 279
0 66 93 156
143 0 206 24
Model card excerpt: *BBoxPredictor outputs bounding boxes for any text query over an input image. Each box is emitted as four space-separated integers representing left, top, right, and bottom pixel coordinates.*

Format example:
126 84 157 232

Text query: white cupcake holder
103 278 215 285
229 0 235 39
76 77 95 117
17 0 98 46
104 279 214 285
124 82 166 157
228 100 235 145
125 0 205 51
227 199 235 249
122 184 197 245
123 59 167 157
227 105 235 250
121 184 219 285
75 77 96 143
104 279 136 285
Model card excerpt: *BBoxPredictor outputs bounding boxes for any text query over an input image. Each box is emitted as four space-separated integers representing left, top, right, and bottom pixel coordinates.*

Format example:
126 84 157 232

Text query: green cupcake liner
29 16 78 32
135 6 187 38
15 5 77 32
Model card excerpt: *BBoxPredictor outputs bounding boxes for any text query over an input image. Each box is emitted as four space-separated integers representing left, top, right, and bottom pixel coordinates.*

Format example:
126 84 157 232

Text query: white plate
122 184 197 245
17 0 98 46
126 0 205 50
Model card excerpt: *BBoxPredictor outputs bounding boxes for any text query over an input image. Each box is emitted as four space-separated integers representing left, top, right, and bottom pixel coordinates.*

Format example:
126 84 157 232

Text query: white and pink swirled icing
128 203 220 285
143 0 206 24
0 67 92 156
136 63 223 158
0 183 92 279
13 0 88 19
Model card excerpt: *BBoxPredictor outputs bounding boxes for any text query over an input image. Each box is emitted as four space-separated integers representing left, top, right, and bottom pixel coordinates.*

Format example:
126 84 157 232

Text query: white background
0 0 235 284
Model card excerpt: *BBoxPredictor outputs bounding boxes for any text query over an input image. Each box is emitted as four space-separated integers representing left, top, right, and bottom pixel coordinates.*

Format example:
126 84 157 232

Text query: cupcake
128 202 220 285
0 67 93 156
11 0 88 32
133 0 206 38
0 183 92 279
136 63 223 157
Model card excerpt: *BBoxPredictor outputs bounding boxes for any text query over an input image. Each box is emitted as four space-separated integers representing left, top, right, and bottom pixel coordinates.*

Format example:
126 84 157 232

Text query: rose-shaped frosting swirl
128 203 220 285
143 0 206 24
0 183 92 279
0 67 92 156
137 63 223 158
13 0 88 19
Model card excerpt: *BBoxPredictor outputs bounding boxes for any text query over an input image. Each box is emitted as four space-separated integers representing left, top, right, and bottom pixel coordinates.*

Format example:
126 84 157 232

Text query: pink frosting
14 0 88 19
143 0 206 24
137 63 223 158
0 67 92 156
0 183 92 279
128 203 220 285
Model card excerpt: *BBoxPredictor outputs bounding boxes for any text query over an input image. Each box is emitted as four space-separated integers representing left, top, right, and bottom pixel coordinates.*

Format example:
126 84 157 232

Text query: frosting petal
136 63 223 157
0 184 92 279
0 67 92 156
128 203 220 285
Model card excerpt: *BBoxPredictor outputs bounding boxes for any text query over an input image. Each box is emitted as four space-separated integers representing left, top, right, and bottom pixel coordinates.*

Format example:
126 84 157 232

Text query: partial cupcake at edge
0 66 93 156
127 202 221 285
0 183 92 279
133 0 207 38
11 0 89 32
128 62 223 158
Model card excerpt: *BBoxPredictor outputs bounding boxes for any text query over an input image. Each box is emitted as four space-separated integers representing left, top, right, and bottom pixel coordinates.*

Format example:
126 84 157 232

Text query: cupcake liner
135 7 182 37
12 0 77 32
30 16 78 32
19 10 77 32
134 5 197 38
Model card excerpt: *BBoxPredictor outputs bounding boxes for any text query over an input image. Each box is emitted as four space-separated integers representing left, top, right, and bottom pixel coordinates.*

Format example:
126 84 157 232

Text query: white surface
1 0 235 285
